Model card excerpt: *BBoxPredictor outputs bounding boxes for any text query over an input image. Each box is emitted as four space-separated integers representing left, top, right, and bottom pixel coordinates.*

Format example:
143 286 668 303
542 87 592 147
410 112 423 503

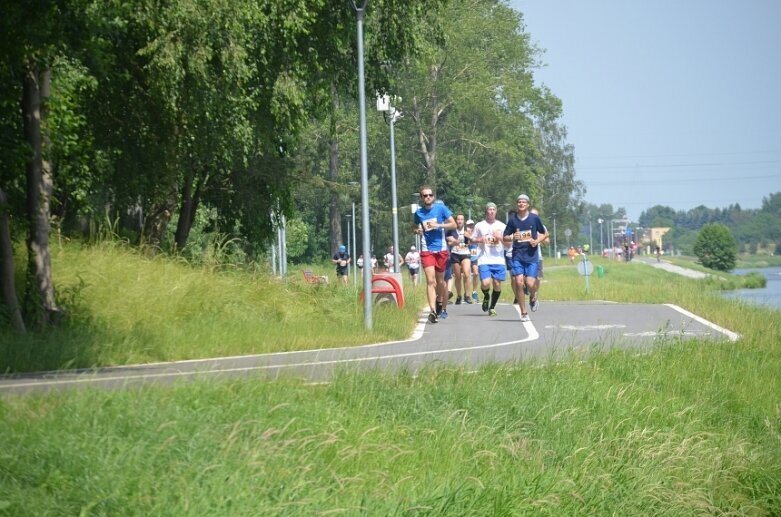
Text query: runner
503 194 546 322
447 214 473 304
412 186 456 323
404 245 421 286
470 202 507 317
465 219 480 302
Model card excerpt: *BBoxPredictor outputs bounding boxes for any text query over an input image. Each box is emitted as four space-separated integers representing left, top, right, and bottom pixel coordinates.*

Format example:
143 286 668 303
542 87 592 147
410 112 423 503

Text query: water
722 266 781 310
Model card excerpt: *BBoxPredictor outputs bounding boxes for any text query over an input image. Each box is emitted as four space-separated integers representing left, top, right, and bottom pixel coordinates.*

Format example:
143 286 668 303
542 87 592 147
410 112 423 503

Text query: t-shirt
333 251 350 270
450 227 471 257
504 212 545 262
472 219 507 265
405 251 420 269
414 203 453 252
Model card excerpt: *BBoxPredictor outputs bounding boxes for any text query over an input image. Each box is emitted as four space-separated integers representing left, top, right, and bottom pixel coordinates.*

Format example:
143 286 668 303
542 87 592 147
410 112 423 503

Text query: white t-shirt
405 251 420 269
472 219 507 266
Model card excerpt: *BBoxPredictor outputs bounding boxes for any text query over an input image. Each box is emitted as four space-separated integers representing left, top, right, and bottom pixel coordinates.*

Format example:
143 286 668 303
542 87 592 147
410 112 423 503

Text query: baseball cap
485 202 497 210
466 219 475 225
517 194 530 202
410 245 416 250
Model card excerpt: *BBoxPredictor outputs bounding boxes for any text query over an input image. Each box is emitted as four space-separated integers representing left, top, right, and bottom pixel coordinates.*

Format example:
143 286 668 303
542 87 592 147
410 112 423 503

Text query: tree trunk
174 166 207 252
22 64 62 327
0 188 25 332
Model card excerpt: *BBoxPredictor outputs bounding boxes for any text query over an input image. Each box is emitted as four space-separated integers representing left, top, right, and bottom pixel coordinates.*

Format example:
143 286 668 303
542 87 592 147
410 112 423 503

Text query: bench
359 274 404 308
302 270 329 285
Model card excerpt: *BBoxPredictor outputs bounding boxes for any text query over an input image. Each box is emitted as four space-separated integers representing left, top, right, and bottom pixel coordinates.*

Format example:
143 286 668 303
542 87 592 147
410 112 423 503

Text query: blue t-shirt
503 212 546 262
414 203 453 252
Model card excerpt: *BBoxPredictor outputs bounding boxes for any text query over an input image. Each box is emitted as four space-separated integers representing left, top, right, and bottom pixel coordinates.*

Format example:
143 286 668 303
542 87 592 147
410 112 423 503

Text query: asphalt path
0 295 737 395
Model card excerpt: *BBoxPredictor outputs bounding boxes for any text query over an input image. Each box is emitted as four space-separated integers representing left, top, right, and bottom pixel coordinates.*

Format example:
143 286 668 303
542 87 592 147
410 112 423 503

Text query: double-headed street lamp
377 94 403 278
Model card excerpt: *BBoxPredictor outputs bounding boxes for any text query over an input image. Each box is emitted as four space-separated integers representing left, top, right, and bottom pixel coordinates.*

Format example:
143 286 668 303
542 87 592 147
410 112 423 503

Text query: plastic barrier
359 273 404 308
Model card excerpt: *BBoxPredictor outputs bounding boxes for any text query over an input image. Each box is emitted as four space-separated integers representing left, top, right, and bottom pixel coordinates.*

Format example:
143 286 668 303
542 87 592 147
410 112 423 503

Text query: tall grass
0 241 419 373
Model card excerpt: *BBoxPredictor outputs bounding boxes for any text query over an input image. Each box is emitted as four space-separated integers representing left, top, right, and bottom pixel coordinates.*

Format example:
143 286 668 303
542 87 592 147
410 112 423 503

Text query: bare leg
423 265 437 312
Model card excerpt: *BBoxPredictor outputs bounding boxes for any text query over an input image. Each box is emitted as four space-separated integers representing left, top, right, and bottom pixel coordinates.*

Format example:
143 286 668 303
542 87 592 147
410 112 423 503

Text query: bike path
0 299 738 395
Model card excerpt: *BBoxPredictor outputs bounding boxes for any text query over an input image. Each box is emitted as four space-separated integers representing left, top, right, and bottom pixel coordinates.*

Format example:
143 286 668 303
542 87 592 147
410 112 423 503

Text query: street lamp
598 218 604 254
352 0 372 329
344 213 352 279
552 214 557 261
377 93 403 277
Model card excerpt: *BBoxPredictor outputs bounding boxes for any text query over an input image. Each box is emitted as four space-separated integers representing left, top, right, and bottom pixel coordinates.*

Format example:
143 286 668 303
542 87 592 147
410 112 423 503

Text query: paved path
0 297 737 395
633 257 709 279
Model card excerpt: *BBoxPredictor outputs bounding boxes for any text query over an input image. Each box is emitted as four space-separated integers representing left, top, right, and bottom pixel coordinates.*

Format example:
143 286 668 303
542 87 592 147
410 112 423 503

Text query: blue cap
339 245 346 252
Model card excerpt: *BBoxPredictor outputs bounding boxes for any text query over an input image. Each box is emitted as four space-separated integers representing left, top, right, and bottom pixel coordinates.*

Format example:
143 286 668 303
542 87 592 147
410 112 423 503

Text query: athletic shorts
478 264 506 282
408 267 419 276
421 251 449 272
510 259 539 279
450 253 470 266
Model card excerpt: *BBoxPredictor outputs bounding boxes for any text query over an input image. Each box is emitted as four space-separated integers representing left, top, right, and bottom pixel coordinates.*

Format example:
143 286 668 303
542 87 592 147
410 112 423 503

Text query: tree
693 223 737 271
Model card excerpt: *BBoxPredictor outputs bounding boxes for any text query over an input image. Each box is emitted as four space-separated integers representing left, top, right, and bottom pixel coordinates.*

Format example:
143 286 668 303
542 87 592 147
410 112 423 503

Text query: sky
510 0 781 221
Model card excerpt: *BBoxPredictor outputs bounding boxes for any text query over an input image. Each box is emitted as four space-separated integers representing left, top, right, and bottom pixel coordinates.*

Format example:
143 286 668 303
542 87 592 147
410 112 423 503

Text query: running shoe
530 296 539 312
455 296 462 305
463 297 473 304
440 310 449 320
472 291 478 302
436 300 443 315
428 311 439 323
482 297 489 312
520 313 530 322
512 297 518 305
488 308 497 317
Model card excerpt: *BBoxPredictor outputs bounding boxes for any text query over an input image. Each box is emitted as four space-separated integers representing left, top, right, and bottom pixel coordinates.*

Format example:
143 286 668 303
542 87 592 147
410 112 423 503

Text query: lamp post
352 0 372 329
598 218 604 255
552 214 557 262
344 213 352 279
377 94 402 277
411 193 421 251
589 217 593 255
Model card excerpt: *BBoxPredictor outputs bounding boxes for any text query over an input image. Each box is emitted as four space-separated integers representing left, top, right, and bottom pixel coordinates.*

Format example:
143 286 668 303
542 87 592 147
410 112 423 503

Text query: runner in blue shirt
503 194 546 321
413 185 456 323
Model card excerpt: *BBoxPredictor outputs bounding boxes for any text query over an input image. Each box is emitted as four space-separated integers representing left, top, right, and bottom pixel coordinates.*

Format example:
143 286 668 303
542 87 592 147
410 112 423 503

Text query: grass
1 243 780 514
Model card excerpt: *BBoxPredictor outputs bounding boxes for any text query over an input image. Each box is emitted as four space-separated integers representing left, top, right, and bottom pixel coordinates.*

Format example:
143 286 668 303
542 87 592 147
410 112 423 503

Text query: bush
693 223 737 271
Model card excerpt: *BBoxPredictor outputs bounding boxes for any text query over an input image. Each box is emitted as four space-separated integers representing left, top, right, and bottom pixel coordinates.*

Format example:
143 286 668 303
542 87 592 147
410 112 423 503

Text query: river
722 266 781 310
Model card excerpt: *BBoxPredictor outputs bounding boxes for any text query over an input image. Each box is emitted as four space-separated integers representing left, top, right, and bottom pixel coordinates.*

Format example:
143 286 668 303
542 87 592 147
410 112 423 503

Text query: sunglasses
421 193 434 198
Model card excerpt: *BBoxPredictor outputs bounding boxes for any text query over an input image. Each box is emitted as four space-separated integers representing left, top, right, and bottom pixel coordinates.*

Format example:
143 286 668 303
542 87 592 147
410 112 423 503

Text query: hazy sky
510 0 781 221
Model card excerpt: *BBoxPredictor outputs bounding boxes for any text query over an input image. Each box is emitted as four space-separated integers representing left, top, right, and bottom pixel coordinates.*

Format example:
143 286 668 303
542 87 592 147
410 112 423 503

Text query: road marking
665 304 739 341
1 319 539 391
544 324 627 331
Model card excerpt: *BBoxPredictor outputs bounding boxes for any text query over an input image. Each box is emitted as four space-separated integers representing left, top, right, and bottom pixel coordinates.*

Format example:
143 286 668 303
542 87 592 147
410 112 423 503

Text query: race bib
515 230 532 242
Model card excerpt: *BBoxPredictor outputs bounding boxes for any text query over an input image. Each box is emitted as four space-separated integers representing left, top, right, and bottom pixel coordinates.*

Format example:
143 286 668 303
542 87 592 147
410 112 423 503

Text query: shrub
693 223 737 271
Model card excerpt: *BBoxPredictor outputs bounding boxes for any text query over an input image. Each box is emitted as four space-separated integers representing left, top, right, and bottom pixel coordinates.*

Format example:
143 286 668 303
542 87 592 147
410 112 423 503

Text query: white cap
466 219 475 225
410 245 416 250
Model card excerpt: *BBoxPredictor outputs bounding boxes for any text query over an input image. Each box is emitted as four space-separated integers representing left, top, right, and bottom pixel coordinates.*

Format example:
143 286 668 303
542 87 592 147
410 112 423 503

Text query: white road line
665 304 740 341
1 317 538 390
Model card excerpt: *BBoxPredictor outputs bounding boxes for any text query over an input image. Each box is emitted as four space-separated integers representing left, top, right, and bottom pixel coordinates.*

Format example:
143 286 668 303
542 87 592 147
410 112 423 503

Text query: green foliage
693 223 737 271
283 218 309 259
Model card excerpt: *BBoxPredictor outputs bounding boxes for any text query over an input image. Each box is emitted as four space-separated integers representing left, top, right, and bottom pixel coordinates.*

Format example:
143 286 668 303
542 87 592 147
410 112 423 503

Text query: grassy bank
1 243 780 514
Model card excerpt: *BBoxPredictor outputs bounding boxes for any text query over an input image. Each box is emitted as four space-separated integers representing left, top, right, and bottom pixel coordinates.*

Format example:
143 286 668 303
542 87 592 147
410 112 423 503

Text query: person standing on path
447 214 473 305
503 194 546 322
332 245 351 285
412 186 456 323
470 202 507 317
